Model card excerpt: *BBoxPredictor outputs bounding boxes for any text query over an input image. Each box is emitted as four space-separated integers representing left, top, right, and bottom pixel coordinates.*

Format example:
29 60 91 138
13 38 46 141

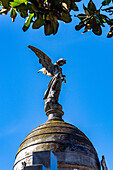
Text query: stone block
33 151 57 170
25 164 47 170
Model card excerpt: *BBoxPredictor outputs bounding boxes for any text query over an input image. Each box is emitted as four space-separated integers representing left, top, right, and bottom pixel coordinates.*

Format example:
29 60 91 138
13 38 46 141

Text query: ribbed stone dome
14 120 100 170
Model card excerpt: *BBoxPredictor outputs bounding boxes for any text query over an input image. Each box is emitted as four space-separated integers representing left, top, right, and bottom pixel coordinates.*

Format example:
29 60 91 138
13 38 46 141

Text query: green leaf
92 25 102 35
75 21 85 30
16 3 31 10
95 10 100 16
52 21 59 35
77 14 86 20
10 0 28 8
88 0 96 12
106 18 113 25
31 4 38 12
90 17 102 35
1 0 10 8
19 10 28 18
71 2 78 11
32 19 44 29
10 8 17 22
90 17 98 29
60 11 72 23
44 21 53 35
0 1 3 6
16 4 30 18
23 13 34 31
83 4 90 15
25 13 34 27
22 25 29 31
102 0 112 5
83 4 87 11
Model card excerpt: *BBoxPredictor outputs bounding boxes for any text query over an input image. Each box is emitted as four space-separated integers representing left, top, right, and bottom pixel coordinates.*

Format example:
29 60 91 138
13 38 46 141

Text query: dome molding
14 120 100 170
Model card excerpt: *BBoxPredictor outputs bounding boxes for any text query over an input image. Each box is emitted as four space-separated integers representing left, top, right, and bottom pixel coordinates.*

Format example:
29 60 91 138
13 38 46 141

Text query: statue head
55 58 66 66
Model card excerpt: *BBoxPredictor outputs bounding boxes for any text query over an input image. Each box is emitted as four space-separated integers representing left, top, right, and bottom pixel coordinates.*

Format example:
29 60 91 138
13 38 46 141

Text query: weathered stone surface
25 164 47 170
13 120 100 170
33 151 57 170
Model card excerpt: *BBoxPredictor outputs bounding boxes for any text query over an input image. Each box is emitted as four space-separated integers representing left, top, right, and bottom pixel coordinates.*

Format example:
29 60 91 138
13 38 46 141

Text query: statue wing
28 45 54 76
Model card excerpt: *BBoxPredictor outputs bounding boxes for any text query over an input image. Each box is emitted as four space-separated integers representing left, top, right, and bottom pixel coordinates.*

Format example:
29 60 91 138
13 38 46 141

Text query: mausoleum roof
14 120 100 170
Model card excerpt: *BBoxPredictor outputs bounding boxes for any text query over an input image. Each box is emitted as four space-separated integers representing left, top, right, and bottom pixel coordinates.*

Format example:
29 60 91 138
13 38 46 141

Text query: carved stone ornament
21 161 26 170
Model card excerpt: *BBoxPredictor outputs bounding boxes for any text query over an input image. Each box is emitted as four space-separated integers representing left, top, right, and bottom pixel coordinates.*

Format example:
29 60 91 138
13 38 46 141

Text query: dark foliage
75 0 113 37
0 0 112 37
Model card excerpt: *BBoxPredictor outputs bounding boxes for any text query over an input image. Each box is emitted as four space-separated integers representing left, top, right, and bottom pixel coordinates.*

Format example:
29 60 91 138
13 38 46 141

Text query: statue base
46 109 64 121
44 101 64 121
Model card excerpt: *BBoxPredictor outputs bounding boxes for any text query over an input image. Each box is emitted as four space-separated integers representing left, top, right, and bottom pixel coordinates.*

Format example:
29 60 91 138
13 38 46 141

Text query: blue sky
0 0 113 169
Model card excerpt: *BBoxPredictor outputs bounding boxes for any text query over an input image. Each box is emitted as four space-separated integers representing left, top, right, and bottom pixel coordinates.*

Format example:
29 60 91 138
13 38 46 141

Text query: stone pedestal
46 109 64 121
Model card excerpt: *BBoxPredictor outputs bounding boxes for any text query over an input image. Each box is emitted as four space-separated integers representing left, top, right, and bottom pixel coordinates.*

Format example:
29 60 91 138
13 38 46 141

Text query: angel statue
28 45 66 113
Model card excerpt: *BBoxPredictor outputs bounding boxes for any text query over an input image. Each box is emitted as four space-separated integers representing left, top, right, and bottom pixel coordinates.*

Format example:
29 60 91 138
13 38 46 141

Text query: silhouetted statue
101 155 108 170
28 45 66 112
